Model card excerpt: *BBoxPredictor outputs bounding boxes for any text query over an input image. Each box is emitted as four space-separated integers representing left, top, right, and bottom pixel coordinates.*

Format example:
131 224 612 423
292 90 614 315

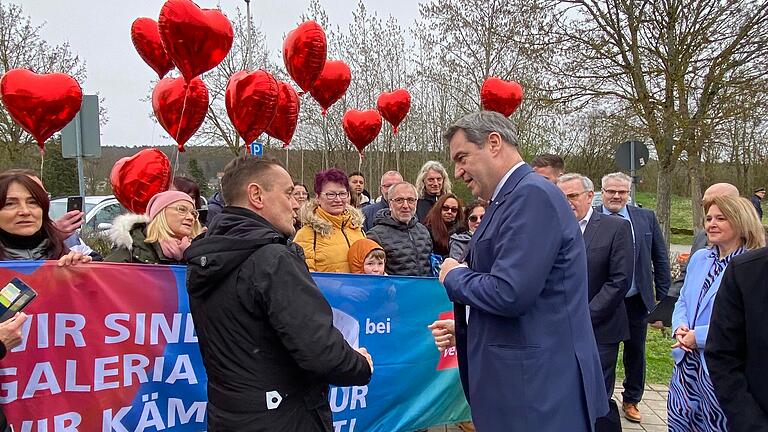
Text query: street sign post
249 141 263 157
615 140 649 206
61 95 101 197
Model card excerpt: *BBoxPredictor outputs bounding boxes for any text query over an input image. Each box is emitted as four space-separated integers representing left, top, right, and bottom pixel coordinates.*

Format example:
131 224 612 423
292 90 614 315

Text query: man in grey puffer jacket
366 182 432 276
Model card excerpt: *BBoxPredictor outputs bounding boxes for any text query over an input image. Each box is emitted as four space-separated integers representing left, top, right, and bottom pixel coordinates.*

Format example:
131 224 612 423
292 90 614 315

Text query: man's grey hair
601 172 632 189
387 181 418 201
414 160 452 198
557 173 594 192
442 111 519 148
380 170 402 185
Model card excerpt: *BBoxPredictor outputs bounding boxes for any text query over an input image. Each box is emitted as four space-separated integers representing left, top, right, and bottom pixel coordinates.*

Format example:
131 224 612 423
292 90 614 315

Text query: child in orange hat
348 238 386 275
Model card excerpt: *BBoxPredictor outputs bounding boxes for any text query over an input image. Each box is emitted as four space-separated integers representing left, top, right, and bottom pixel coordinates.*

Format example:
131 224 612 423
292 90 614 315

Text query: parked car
49 195 127 233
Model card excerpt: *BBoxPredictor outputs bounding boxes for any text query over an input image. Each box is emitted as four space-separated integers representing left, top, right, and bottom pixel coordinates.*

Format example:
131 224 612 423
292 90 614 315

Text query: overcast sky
13 0 421 146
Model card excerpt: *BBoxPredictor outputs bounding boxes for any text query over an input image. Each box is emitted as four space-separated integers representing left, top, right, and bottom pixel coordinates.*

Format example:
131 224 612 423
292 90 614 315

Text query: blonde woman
668 195 766 431
106 191 202 264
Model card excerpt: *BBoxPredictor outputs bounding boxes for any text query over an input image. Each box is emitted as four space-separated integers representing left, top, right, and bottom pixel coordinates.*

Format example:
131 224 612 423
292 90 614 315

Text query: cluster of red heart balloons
131 0 234 152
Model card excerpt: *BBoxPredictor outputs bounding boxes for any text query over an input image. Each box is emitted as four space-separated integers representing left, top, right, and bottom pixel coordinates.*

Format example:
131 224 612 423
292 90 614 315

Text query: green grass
634 191 694 245
616 326 675 385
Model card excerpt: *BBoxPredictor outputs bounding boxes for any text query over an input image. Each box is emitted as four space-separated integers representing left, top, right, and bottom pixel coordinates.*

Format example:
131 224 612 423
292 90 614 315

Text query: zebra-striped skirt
667 350 728 431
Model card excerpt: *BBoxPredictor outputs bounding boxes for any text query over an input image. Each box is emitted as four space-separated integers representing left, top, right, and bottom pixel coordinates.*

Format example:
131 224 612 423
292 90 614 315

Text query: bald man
669 183 739 298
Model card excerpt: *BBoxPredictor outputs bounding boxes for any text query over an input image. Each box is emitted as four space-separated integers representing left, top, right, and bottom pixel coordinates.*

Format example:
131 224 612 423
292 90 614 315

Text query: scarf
158 237 191 262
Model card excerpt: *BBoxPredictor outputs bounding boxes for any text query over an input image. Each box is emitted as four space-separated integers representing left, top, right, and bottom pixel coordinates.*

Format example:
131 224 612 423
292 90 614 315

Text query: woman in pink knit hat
105 190 202 264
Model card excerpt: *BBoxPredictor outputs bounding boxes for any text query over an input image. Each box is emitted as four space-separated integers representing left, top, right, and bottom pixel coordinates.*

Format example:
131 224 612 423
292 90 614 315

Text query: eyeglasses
602 189 629 196
441 205 459 213
171 205 199 219
565 191 588 201
322 191 349 200
391 197 417 205
468 214 482 223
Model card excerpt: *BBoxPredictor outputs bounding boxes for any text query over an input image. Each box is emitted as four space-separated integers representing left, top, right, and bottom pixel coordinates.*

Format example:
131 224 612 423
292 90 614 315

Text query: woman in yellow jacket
294 168 365 272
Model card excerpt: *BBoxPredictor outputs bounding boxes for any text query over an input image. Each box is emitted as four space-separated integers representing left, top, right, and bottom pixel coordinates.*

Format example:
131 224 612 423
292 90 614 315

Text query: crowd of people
0 110 766 431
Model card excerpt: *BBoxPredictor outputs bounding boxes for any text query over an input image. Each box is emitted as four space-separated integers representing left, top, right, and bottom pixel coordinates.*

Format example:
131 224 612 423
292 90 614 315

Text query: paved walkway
427 384 670 432
617 384 669 431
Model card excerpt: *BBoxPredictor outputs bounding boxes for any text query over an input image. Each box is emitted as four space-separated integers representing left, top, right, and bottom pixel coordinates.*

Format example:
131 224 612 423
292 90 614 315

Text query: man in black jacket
706 248 768 432
185 156 373 431
367 182 433 276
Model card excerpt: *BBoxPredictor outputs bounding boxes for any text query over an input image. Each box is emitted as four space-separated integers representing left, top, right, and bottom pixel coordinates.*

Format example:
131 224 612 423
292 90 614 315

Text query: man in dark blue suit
437 111 608 431
600 172 670 423
559 173 634 432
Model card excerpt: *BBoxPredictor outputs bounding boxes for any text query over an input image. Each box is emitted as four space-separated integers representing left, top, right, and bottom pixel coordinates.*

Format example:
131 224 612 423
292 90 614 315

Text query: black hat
755 187 765 193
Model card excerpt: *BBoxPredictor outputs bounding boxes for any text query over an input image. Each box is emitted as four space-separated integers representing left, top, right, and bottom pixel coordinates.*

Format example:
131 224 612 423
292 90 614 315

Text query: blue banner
0 262 470 431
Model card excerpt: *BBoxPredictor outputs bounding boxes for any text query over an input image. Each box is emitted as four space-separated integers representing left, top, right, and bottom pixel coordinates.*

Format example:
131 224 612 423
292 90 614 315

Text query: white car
49 195 127 232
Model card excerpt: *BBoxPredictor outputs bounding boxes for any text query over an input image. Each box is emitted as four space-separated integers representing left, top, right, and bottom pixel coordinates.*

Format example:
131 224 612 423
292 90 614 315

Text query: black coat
583 211 634 344
706 247 768 432
416 194 438 223
184 207 371 431
366 209 433 276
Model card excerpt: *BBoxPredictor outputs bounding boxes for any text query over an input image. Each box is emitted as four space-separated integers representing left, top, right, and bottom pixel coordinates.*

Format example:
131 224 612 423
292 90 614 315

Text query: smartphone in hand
66 196 84 213
0 278 37 322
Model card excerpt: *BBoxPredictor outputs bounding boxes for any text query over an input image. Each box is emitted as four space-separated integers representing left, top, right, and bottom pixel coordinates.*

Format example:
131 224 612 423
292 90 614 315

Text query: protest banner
0 262 469 431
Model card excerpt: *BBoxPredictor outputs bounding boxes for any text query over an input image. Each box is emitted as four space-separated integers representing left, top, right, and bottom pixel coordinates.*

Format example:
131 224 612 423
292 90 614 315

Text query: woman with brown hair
422 193 464 259
0 173 91 265
449 199 488 260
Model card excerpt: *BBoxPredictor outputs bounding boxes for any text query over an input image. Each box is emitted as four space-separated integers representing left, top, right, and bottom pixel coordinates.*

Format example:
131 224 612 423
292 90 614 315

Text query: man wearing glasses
600 172 671 424
366 182 433 276
559 173 634 432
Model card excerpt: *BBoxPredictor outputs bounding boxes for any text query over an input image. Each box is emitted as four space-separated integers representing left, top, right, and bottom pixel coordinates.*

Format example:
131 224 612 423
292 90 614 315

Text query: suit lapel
696 262 727 321
583 212 600 250
466 164 532 266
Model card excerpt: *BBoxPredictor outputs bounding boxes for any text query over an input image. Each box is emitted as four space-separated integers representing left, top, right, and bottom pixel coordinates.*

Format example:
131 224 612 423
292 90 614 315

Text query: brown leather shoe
622 402 642 423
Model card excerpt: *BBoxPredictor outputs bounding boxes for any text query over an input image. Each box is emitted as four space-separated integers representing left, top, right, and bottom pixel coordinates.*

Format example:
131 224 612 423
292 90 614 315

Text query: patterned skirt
667 350 728 431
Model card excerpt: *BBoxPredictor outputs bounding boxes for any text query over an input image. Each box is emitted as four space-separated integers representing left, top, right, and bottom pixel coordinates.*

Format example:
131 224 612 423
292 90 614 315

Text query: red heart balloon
283 21 327 93
226 70 280 145
310 60 351 115
110 148 172 214
266 81 300 147
158 0 234 81
342 109 382 155
377 89 411 134
131 18 175 79
0 69 82 151
480 77 524 117
152 76 209 152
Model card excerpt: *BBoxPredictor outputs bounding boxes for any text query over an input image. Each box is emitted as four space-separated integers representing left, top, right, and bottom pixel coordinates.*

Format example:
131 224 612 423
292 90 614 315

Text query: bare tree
0 1 87 167
546 0 768 243
194 7 274 155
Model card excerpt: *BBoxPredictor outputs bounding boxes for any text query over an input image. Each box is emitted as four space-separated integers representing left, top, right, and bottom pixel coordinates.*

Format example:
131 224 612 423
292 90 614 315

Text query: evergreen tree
42 140 79 197
187 158 210 198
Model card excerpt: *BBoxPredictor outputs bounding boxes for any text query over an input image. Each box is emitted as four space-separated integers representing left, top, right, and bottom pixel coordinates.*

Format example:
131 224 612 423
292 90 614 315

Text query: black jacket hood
184 206 288 297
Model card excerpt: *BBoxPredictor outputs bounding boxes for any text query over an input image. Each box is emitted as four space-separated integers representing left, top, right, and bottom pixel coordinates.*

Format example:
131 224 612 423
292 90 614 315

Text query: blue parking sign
249 141 263 157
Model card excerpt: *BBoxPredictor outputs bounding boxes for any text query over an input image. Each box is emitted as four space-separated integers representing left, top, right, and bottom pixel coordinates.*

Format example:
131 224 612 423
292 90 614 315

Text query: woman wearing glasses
294 168 365 272
449 199 487 260
106 191 202 264
423 193 464 259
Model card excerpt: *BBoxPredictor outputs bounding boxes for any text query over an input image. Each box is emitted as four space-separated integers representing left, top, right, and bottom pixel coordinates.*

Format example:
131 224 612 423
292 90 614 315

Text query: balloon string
358 152 363 172
173 149 180 179
39 149 45 183
170 82 191 179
